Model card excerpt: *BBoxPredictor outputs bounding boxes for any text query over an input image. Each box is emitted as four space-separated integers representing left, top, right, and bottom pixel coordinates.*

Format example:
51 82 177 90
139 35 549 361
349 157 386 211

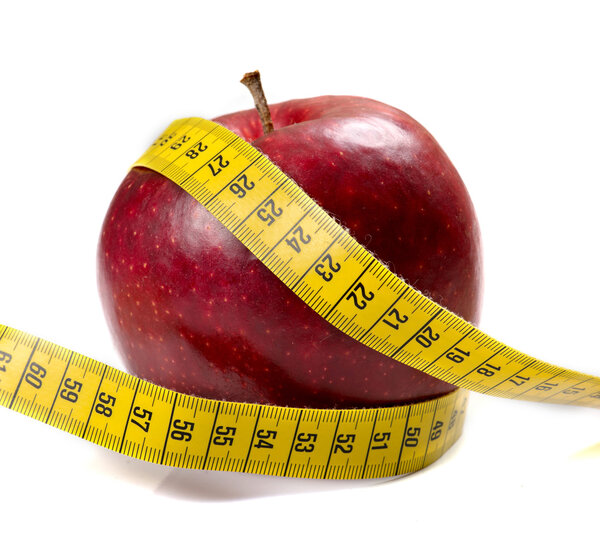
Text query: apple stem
241 70 274 135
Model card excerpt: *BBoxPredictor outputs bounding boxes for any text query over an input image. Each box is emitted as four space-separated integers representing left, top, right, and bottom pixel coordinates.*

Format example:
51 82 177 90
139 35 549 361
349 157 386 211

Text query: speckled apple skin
98 96 483 409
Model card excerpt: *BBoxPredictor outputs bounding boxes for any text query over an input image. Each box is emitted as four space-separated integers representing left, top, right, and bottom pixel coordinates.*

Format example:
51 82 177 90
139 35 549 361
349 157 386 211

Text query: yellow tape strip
1 117 598 480
0 324 467 478
133 118 600 409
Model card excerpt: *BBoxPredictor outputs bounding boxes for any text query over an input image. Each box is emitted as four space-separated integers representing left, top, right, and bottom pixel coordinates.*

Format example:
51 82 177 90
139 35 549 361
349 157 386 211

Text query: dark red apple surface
98 96 483 409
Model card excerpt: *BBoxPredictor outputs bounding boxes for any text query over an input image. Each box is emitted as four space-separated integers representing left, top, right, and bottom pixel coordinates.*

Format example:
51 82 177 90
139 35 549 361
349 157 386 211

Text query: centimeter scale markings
0 324 467 478
1 117 599 480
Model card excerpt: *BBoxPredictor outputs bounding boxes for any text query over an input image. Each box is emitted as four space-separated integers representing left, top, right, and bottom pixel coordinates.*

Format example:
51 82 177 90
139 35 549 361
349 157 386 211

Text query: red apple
98 94 483 409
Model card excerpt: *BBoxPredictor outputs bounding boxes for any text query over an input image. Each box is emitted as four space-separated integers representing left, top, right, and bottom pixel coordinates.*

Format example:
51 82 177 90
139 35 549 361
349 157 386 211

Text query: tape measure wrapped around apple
98 71 483 410
1 72 598 480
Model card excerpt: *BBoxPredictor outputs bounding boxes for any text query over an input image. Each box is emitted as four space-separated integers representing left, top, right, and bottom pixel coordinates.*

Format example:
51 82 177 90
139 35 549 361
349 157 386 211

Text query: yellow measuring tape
1 117 598 479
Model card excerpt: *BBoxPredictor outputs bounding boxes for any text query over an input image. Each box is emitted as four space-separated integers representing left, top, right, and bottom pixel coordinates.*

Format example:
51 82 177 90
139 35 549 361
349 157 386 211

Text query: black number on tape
446 347 470 363
213 425 236 446
509 375 530 386
171 419 194 442
257 198 283 226
95 392 116 417
334 433 356 454
477 363 501 377
371 431 391 450
382 308 408 330
25 362 46 389
60 378 82 403
169 135 190 150
416 326 439 348
0 350 11 373
404 427 421 447
294 432 317 453
131 406 153 432
286 225 311 254
185 140 208 158
346 282 374 310
254 429 277 449
229 173 255 198
315 253 341 281
208 154 230 176
430 421 444 441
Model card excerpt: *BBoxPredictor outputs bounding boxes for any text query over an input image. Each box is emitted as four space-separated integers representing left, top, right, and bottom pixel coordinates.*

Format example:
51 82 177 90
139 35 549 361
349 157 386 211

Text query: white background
1 1 598 544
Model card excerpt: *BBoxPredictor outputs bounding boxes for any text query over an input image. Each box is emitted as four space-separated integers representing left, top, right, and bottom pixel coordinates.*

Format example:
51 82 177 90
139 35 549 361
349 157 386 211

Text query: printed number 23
315 253 340 281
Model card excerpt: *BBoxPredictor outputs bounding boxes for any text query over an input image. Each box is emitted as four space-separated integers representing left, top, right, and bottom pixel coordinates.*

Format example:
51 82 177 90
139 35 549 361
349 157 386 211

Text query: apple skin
98 96 483 409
